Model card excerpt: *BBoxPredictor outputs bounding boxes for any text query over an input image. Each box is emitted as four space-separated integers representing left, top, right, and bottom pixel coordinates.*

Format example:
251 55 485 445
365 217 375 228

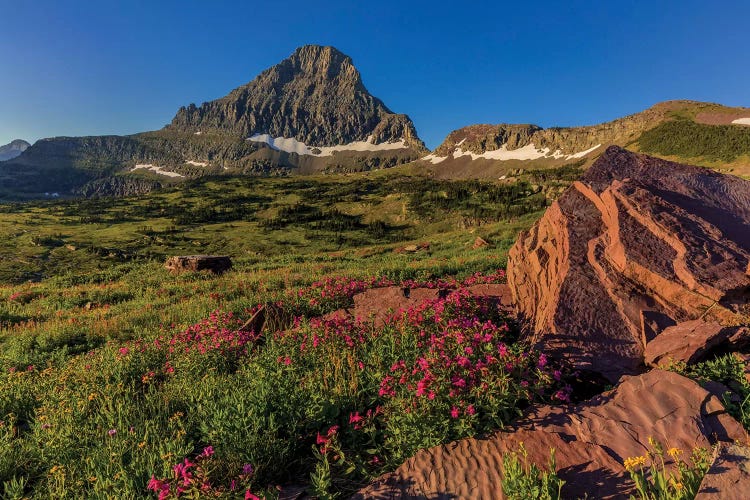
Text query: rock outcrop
508 146 750 382
697 443 750 499
644 321 749 368
0 139 30 161
357 370 747 499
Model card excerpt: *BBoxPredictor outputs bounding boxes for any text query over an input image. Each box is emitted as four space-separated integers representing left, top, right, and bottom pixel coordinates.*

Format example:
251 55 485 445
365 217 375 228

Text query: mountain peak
0 139 30 161
168 46 423 150
287 45 356 77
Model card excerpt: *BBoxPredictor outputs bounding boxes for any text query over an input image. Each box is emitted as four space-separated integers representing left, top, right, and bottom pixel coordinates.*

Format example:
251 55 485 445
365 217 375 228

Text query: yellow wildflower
667 447 682 459
673 481 684 491
624 455 647 472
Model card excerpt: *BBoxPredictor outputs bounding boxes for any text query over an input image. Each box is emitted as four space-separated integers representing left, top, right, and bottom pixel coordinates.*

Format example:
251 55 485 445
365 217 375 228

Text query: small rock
472 236 489 249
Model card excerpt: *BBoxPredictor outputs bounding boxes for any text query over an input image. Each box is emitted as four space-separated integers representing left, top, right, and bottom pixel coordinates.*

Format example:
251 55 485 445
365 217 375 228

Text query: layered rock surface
357 370 747 499
508 146 750 382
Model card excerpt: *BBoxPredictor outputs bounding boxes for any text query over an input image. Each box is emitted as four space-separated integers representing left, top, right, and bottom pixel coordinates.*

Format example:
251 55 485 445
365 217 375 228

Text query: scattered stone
356 370 747 499
164 255 232 275
472 236 489 249
508 146 750 382
65 244 77 251
394 242 430 254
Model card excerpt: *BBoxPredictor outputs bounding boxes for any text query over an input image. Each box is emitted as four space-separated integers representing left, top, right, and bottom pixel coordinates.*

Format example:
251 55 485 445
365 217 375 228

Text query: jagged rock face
169 45 425 150
507 146 750 382
356 370 747 499
433 124 542 156
0 139 30 161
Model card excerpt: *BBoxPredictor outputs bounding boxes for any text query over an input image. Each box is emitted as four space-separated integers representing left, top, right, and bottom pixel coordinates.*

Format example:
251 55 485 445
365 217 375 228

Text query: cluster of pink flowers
161 310 260 356
118 308 264 377
294 275 394 308
376 288 572 418
147 446 259 499
315 425 340 454
278 314 372 355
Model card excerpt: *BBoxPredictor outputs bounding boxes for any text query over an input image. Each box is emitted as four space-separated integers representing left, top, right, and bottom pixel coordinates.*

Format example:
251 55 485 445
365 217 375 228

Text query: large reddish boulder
508 146 750 382
355 370 747 499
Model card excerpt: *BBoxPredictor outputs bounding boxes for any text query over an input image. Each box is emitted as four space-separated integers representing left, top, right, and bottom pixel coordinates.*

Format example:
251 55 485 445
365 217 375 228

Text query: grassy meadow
2 167 746 499
0 169 579 498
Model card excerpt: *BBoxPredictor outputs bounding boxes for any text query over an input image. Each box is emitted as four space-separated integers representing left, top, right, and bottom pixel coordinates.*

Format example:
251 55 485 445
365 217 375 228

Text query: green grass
638 119 750 163
0 171 565 284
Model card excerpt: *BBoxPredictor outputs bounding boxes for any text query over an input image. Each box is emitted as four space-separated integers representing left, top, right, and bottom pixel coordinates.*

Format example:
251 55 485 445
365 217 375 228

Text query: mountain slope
0 46 425 200
420 101 750 179
0 139 30 161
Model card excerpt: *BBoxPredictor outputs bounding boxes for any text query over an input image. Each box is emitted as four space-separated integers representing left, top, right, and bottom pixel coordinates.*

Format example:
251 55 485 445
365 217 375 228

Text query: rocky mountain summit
169 45 424 151
0 139 30 161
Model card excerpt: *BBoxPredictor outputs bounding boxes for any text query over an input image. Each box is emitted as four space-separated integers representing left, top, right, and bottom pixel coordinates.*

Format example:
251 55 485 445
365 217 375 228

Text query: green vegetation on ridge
638 119 750 163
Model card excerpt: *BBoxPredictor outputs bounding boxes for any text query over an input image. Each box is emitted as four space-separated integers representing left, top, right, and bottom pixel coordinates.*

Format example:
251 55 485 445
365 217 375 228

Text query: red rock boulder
508 146 750 382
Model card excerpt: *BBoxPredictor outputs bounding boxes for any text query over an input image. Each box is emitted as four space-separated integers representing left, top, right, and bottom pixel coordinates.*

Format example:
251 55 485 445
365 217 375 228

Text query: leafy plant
501 444 564 500
668 354 750 431
624 439 711 500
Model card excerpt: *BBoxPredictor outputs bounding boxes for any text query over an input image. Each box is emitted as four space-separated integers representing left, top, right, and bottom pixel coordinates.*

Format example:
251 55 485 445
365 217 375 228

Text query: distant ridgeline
0 45 426 199
1 43 750 200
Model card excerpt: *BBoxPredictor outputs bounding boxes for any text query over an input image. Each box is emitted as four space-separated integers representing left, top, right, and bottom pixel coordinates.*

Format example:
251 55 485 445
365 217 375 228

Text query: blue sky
1 0 748 149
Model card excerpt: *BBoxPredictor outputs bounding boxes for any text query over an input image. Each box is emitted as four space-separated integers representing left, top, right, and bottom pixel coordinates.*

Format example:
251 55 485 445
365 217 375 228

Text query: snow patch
186 160 208 167
731 118 750 126
454 143 552 161
422 153 447 164
567 144 602 159
132 164 185 178
446 143 602 162
247 134 408 156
